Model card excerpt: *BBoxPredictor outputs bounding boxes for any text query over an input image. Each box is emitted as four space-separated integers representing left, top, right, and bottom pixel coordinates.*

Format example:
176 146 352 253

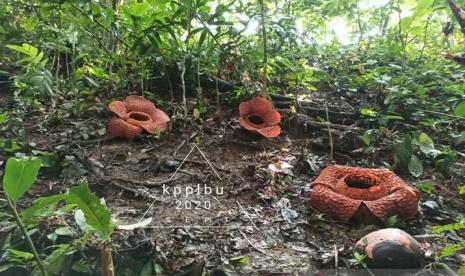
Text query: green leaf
6 44 38 57
67 183 113 240
386 215 398 227
140 261 154 276
360 108 378 116
394 138 412 167
72 260 92 273
459 184 465 195
32 244 74 276
31 150 59 168
413 0 434 17
0 139 22 152
3 157 42 204
6 249 34 261
440 243 465 258
432 223 465 233
418 132 433 147
416 181 435 194
54 227 75 236
384 115 404 121
408 155 423 177
459 264 465 276
131 2 151 16
228 255 250 266
21 194 67 221
0 113 7 124
354 252 366 262
454 101 465 117
361 132 372 146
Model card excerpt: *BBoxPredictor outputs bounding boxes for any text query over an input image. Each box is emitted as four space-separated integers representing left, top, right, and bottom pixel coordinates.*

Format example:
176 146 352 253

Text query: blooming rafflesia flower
239 97 281 138
310 165 420 222
108 95 169 139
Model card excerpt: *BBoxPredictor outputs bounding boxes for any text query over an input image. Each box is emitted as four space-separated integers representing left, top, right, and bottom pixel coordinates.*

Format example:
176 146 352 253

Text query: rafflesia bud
355 228 424 270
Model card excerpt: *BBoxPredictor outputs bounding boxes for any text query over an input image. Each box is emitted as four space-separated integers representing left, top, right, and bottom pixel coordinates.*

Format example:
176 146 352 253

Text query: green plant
2 156 48 276
1 155 114 275
6 44 53 98
432 220 465 272
22 183 115 276
394 132 456 178
415 181 435 195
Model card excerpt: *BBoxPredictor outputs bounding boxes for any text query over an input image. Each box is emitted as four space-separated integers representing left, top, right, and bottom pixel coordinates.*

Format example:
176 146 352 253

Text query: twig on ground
236 200 258 230
237 229 269 255
334 244 339 276
93 176 161 200
413 234 442 239
278 109 363 132
325 101 334 163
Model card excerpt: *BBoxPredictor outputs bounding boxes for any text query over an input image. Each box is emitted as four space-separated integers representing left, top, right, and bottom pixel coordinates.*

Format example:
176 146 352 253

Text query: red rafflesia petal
239 117 257 131
264 110 281 126
239 101 252 116
148 108 170 132
249 97 273 114
256 125 281 138
108 101 127 119
125 95 157 114
108 117 143 139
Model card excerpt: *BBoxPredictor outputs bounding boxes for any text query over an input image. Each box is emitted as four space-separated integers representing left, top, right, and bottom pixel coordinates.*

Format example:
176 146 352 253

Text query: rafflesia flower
355 228 424 269
310 165 419 222
108 95 169 139
239 97 281 138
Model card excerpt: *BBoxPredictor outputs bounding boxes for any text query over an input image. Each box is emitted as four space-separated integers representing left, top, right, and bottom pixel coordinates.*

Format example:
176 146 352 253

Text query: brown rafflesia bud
355 228 424 270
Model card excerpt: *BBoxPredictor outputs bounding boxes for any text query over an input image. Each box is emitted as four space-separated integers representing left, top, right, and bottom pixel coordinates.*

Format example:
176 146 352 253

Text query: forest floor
1 88 465 275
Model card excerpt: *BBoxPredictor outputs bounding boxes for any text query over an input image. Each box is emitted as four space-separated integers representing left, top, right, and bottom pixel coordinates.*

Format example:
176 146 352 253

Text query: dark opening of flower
345 173 380 189
108 95 170 139
247 115 265 126
239 97 281 138
128 112 151 122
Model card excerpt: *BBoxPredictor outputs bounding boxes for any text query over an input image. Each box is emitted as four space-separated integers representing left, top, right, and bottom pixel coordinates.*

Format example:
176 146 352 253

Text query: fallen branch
278 109 363 132
270 94 359 122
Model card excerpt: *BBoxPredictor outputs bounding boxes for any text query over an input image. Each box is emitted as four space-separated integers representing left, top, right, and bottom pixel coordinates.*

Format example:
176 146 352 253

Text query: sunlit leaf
432 223 465 233
67 183 114 240
21 194 67 221
0 113 7 124
440 243 465 258
459 184 465 195
386 215 398 227
408 155 423 177
131 2 151 16
2 157 42 204
228 255 250 266
415 181 435 194
0 139 21 152
454 101 465 117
